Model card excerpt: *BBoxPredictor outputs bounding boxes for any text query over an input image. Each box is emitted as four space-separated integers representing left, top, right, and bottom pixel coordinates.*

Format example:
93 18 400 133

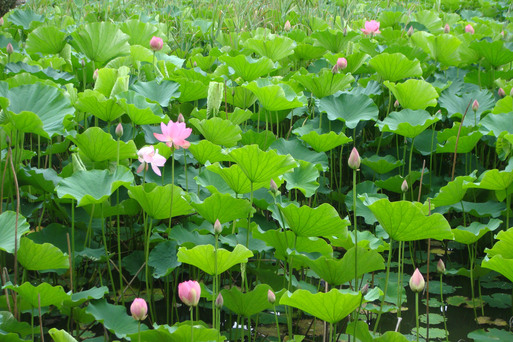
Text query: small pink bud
444 24 450 33
178 280 201 307
501 31 505 39
150 36 163 52
498 88 506 98
437 259 446 274
177 113 185 123
6 43 13 55
401 179 408 193
407 26 414 37
267 289 276 304
472 99 479 112
394 100 400 108
0 18 4 26
115 123 123 138
348 147 360 170
409 268 425 293
336 57 347 70
361 283 369 295
284 20 291 32
465 24 474 34
270 179 279 195
511 88 513 97
214 219 222 234
130 298 148 321
215 293 224 309
93 68 99 81
81 59 85 67
193 61 197 68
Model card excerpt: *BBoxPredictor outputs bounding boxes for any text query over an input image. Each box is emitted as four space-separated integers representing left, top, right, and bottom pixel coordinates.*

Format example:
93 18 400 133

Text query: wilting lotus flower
130 298 148 321
154 121 192 150
178 280 201 307
361 20 381 35
409 268 425 293
137 146 167 176
150 36 164 51
465 24 474 34
348 147 361 170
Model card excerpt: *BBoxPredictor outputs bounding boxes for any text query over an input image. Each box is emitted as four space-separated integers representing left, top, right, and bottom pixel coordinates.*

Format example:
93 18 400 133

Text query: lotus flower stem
467 243 477 320
353 167 358 290
190 307 194 342
168 150 175 230
100 208 117 300
374 238 393 333
145 216 154 320
408 137 415 200
415 292 420 342
273 304 281 342
71 199 76 292
397 240 403 318
440 273 449 341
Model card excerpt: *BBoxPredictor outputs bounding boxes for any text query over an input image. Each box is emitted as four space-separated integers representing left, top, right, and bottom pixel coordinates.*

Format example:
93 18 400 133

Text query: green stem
273 305 281 342
71 199 75 292
374 238 393 333
168 150 175 230
440 274 449 342
397 241 403 318
138 321 141 342
353 168 358 290
145 216 154 320
190 307 194 342
246 181 253 248
101 207 116 298
468 244 477 320
415 292 419 342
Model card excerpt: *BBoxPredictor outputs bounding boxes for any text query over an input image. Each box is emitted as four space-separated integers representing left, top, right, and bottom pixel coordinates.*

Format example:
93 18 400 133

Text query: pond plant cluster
0 0 513 341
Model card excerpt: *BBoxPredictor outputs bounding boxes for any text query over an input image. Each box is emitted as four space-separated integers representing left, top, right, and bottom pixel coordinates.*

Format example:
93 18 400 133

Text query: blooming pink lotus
154 120 192 150
361 20 381 35
178 280 201 307
136 146 166 176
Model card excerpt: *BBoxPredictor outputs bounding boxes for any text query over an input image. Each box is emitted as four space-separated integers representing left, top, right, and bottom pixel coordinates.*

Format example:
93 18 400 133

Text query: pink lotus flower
361 20 381 35
130 298 148 321
150 36 163 51
178 280 201 307
154 120 192 150
136 146 166 176
465 24 474 34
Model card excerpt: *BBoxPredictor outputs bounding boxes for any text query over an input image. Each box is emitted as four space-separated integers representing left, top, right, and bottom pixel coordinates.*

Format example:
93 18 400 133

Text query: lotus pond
1 0 513 341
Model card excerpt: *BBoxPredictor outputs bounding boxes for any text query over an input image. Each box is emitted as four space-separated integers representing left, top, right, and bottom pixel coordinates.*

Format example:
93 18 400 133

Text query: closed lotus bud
394 100 400 108
93 68 99 81
501 31 505 39
215 293 224 309
472 99 479 112
115 123 123 138
511 88 513 97
437 259 446 274
81 59 85 67
361 283 369 295
0 17 4 26
150 36 164 52
465 24 474 34
409 268 425 293
6 43 13 55
336 57 347 70
348 147 360 170
130 298 148 321
444 24 450 33
214 219 222 234
177 113 185 123
267 289 276 304
401 179 408 193
498 88 506 98
270 179 279 195
284 20 291 32
407 26 414 37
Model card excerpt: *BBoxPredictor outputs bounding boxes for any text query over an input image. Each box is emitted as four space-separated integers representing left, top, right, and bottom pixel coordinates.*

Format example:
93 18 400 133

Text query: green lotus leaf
219 54 277 82
280 289 362 324
17 238 69 271
8 9 44 31
225 86 257 109
436 124 483 153
241 130 277 151
116 90 165 125
384 80 439 110
324 52 369 75
243 35 296 61
128 183 194 219
438 89 494 124
75 90 125 122
467 169 513 191
229 144 297 184
4 62 74 84
375 171 424 194
470 40 513 68
271 138 328 171
188 140 232 165
206 163 263 194
482 255 513 283
283 160 320 198
369 53 423 82
86 299 145 339
0 211 30 254
225 107 253 125
377 109 441 138
174 79 209 103
130 80 180 107
413 10 443 34
4 281 69 308
452 219 502 245
18 166 59 193
290 43 327 61
480 112 513 137
56 166 134 207
367 199 454 241
485 227 513 259
189 117 242 148
93 67 129 98
492 96 513 114
278 202 349 237
297 130 352 153
48 329 78 342
70 22 130 65
177 244 253 275
318 93 379 129
311 29 358 53
411 31 461 67
0 311 36 341
190 192 253 224
431 174 476 207
0 82 75 138
361 155 403 174
120 19 159 46
25 26 66 54
243 79 306 112
467 328 513 342
294 68 354 98
127 323 224 342
148 240 181 279
221 284 272 317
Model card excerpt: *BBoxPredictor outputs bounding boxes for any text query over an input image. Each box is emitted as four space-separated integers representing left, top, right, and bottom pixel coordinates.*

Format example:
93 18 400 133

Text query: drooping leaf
482 255 513 284
189 117 242 148
283 160 320 198
219 55 277 82
453 219 502 245
17 238 69 271
243 79 306 112
0 211 30 254
68 127 137 162
294 68 354 98
377 109 440 138
189 192 253 224
177 244 253 275
411 31 461 67
485 227 513 259
86 299 145 339
221 284 272 317
128 183 194 219
431 174 476 207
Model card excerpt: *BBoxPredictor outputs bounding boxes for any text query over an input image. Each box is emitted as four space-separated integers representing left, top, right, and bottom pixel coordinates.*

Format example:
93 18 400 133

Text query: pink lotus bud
394 100 400 108
270 179 279 195
130 298 148 321
284 20 291 32
465 24 474 34
401 179 408 193
214 219 222 234
177 113 185 123
407 26 414 37
498 88 506 98
444 24 450 33
267 289 276 304
336 57 347 70
150 36 164 52
437 259 446 274
0 18 4 26
361 283 369 295
472 99 479 112
348 147 360 170
93 68 99 81
511 88 513 97
6 43 13 55
81 59 85 67
215 293 223 309
193 61 197 68
501 31 505 39
409 268 425 293
115 123 123 138
178 280 201 307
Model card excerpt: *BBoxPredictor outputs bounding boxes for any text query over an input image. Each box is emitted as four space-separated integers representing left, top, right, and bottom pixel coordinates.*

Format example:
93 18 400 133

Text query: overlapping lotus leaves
452 219 502 245
189 192 253 224
296 130 352 153
411 31 461 67
438 88 494 124
318 93 379 129
384 80 439 110
491 96 513 114
116 91 165 125
25 26 66 54
94 67 130 98
243 35 296 61
482 255 513 283
291 43 327 61
4 62 74 84
220 284 273 317
148 240 181 279
361 155 403 174
431 174 476 207
324 52 369 75
241 130 276 150
224 85 257 109
127 323 224 342
367 199 453 241
8 9 44 31
413 10 443 33
377 109 441 138
120 19 159 46
177 244 253 275
280 289 362 324
206 163 268 194
470 40 513 68
189 117 242 147
219 55 277 82
311 29 358 53
70 22 130 65
294 68 354 98
4 282 69 308
75 90 125 122
243 78 306 111
369 53 423 82
188 140 233 165
0 211 30 254
17 238 69 271
436 124 483 153
480 112 513 137
485 227 513 259
467 169 513 191
86 299 144 339
283 160 320 198
0 82 75 138
128 183 194 219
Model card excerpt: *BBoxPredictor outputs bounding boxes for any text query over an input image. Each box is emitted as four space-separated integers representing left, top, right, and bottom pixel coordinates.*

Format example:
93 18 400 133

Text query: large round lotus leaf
291 43 327 62
148 240 181 279
130 79 180 107
70 22 130 65
48 329 78 342
86 299 146 339
480 112 513 137
283 160 320 198
294 68 354 98
467 169 513 191
119 19 159 46
271 138 328 171
438 89 494 125
311 29 358 53
4 62 74 85
206 163 269 194
188 140 233 165
298 130 352 153
243 35 296 61
75 90 125 122
17 238 69 271
189 192 253 224
221 284 273 317
241 129 277 151
413 9 443 33
219 54 277 82
318 93 379 129
482 255 513 283
470 40 513 68
116 90 165 125
369 53 423 82
177 244 253 275
411 31 461 67
189 117 242 148
0 211 30 254
485 227 513 259
452 219 502 245
243 78 306 112
431 174 476 207
280 289 362 324
175 78 209 103
4 281 70 308
128 183 194 219
384 79 439 110
377 109 441 138
0 82 75 138
25 26 66 54
8 9 44 31
367 199 454 241
361 155 403 174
